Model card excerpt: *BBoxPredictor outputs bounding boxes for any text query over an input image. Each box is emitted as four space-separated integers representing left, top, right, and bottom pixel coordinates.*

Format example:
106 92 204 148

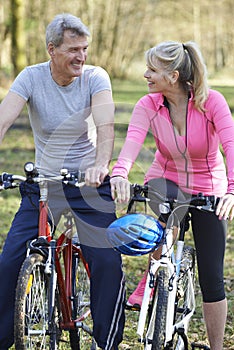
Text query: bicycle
0 162 96 350
108 183 216 350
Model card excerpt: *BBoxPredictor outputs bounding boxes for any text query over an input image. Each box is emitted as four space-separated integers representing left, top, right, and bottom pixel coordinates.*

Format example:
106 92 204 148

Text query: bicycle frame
41 182 92 335
55 226 91 330
26 178 92 335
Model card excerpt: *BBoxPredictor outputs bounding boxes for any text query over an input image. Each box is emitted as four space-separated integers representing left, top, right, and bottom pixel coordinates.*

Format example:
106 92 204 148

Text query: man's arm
0 91 26 143
85 90 115 187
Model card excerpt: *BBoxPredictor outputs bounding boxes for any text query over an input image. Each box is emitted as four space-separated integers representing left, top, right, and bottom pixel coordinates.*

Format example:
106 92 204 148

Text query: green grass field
0 80 233 349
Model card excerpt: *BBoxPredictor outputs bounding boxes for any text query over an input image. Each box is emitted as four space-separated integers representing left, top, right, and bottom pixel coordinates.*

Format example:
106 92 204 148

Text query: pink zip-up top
112 89 234 196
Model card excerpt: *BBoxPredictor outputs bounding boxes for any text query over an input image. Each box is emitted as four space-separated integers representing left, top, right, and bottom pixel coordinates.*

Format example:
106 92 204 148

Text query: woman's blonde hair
145 41 209 112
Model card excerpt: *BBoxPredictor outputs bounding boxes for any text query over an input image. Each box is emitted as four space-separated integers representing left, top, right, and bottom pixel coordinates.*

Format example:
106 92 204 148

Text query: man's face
49 30 89 84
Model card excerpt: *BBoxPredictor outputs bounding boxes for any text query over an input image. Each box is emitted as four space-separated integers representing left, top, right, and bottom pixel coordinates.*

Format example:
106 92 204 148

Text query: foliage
0 0 234 81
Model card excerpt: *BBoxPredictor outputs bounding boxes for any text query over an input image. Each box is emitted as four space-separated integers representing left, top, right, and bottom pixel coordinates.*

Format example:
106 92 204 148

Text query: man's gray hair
46 13 90 47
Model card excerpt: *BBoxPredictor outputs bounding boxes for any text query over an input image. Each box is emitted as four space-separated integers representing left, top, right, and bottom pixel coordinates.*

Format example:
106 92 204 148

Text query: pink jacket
112 89 234 196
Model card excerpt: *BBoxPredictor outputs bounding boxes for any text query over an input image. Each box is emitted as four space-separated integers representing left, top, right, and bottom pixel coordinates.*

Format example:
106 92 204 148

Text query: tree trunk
10 0 26 76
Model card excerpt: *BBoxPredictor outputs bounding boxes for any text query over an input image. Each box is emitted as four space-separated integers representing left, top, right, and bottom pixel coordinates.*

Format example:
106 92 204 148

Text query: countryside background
0 0 233 349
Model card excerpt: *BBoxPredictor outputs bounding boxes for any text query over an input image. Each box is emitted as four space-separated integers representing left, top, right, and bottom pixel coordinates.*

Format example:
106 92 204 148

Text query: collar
163 90 192 110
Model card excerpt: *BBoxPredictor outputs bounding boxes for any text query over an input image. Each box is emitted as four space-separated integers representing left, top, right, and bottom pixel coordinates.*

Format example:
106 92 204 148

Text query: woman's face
144 60 170 94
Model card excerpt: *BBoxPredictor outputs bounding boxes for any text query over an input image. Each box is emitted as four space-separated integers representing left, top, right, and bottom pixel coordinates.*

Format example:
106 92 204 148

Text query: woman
110 41 234 350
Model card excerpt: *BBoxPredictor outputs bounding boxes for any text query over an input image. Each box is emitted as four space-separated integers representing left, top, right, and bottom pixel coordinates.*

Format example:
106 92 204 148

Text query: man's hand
110 176 131 203
85 165 109 187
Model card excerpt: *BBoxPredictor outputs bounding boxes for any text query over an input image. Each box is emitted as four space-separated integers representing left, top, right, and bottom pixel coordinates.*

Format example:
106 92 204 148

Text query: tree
10 0 26 76
75 0 159 78
1 0 234 81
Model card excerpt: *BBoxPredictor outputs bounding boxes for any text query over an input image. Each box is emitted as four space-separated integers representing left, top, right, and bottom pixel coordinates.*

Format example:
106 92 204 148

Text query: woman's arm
208 90 234 220
111 101 152 202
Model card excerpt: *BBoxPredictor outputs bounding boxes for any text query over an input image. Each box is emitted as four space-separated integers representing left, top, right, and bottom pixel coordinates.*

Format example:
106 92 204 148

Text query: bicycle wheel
144 269 169 350
69 250 91 350
172 245 196 349
14 253 61 349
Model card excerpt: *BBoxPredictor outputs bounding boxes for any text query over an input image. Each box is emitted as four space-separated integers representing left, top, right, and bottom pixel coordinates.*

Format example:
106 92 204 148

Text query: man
0 13 125 350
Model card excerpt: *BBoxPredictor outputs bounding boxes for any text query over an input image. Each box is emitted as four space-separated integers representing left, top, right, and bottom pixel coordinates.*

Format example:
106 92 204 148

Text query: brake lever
3 181 18 190
132 194 150 202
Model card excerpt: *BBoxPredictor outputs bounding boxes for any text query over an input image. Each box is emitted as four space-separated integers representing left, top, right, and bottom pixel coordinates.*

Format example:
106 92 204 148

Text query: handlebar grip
0 173 13 182
0 173 15 190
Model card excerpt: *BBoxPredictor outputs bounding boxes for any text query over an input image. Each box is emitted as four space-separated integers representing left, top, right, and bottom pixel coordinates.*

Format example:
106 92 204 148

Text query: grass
0 79 233 349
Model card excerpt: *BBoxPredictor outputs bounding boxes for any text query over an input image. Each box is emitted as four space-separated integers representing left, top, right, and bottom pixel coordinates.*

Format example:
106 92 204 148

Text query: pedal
125 303 140 311
90 337 97 349
191 342 210 349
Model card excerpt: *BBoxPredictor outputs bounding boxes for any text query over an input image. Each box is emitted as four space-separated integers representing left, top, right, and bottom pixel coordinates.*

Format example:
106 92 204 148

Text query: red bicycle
0 162 95 349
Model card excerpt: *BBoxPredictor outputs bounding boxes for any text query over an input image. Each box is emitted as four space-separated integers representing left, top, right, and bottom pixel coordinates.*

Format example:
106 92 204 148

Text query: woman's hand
110 176 131 203
216 193 234 220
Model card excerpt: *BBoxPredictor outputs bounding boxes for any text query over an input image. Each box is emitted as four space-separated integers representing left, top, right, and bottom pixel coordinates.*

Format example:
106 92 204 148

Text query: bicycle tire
146 246 195 350
69 250 91 350
14 253 61 349
152 269 169 349
144 269 169 350
172 245 196 350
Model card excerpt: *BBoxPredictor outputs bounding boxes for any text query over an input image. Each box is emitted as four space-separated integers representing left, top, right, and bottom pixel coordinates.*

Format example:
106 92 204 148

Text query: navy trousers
0 177 125 350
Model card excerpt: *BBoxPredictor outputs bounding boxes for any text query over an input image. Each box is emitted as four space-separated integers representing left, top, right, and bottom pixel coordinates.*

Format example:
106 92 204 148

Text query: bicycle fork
137 257 161 340
137 227 175 342
41 239 59 345
46 240 57 321
165 239 196 350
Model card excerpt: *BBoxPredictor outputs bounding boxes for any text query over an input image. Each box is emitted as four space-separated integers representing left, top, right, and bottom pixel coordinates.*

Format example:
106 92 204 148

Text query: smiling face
143 59 170 94
48 30 89 86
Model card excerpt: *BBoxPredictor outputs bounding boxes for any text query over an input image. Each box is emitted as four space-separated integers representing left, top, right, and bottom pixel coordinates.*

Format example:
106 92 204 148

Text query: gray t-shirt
10 61 112 175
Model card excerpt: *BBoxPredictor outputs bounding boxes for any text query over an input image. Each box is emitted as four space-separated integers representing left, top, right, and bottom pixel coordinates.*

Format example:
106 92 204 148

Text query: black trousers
147 178 227 303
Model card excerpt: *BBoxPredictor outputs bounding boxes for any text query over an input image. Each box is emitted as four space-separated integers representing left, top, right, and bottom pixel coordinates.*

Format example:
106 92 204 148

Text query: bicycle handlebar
129 183 218 212
0 162 85 191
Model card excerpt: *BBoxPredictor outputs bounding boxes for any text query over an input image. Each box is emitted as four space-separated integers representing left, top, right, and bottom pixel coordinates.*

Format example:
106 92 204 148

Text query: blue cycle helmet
106 213 164 256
